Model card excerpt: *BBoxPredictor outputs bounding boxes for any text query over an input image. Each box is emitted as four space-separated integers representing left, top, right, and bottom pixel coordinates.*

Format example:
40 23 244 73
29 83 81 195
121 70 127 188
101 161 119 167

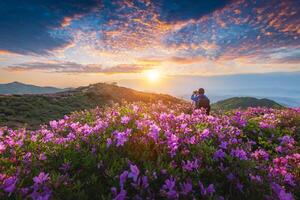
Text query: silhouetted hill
0 83 183 129
0 81 67 94
212 97 284 110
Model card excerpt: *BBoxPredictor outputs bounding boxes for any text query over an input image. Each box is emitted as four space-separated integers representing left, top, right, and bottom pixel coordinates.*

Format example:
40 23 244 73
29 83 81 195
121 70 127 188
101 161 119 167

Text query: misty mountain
0 81 68 94
118 72 300 107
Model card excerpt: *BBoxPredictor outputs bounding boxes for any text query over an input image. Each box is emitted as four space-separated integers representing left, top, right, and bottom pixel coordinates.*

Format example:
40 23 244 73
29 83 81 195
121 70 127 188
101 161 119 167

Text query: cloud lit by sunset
0 0 299 87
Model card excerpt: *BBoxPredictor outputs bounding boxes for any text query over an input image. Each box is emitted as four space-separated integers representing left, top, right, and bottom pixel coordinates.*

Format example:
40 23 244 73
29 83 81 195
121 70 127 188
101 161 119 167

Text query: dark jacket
191 94 211 115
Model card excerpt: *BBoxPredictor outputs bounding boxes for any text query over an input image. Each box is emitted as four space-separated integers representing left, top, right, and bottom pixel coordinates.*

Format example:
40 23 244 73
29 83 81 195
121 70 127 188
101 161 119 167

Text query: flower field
0 102 299 200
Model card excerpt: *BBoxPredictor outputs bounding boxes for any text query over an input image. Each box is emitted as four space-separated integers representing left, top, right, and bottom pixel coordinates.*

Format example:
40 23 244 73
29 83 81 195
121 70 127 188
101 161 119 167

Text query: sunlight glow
145 70 160 82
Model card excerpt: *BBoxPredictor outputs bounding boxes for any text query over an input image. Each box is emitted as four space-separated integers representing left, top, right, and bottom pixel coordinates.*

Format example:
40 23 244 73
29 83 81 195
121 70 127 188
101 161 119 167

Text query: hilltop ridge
0 82 183 128
212 97 284 110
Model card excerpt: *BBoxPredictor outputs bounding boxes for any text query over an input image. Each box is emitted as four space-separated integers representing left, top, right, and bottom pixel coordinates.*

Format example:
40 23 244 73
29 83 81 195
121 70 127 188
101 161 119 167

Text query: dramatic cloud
0 50 16 55
0 0 101 55
7 61 152 74
137 56 205 65
0 0 299 75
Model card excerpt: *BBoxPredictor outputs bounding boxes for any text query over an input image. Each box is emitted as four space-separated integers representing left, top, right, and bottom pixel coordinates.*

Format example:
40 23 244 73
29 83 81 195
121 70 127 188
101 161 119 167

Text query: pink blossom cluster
0 102 299 199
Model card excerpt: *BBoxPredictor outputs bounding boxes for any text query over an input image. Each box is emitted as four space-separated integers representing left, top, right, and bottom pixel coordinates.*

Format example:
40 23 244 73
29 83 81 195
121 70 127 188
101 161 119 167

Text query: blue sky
0 0 299 87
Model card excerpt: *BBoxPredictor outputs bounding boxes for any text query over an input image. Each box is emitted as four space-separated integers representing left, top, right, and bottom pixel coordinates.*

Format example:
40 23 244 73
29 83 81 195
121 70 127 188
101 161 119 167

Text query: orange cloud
6 61 154 74
0 50 16 55
137 56 205 65
168 56 205 64
61 17 73 27
199 41 218 51
136 59 162 66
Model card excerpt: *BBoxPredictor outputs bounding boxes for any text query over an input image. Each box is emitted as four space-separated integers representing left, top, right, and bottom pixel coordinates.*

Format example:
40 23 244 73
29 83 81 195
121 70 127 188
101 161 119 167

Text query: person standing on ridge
191 88 211 115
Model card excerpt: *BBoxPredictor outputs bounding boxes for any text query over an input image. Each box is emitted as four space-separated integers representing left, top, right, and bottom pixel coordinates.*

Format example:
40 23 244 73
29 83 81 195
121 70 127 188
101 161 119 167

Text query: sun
145 70 160 82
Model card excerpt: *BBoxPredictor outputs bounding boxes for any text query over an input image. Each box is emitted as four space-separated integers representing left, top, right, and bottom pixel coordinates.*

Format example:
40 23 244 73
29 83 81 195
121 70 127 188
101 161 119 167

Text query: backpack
196 97 211 115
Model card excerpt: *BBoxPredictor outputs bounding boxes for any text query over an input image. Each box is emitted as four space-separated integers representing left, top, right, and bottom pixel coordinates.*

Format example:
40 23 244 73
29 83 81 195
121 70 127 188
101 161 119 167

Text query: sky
0 0 300 88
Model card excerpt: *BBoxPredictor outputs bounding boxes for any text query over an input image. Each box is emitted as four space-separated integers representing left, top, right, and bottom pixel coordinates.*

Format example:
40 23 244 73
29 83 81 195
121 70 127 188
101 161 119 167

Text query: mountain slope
0 81 67 94
212 97 284 110
0 82 183 128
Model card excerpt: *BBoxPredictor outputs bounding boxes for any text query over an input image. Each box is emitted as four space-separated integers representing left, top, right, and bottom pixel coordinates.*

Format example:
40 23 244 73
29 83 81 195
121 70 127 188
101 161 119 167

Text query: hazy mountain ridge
180 93 300 108
119 72 300 107
0 81 68 94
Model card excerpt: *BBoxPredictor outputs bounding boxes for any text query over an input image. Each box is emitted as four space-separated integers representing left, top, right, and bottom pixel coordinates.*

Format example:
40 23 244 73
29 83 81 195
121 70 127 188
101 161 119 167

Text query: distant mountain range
0 81 68 94
2 72 300 107
180 93 299 108
212 97 284 110
0 82 182 129
119 72 300 107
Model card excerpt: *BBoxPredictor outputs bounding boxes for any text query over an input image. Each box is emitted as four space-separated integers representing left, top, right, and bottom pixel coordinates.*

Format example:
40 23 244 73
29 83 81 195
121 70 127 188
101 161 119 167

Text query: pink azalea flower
128 165 140 182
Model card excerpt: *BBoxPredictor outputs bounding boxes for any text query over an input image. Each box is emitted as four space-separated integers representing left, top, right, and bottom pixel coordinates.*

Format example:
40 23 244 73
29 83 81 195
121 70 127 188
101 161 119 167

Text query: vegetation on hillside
0 83 183 129
212 97 284 110
0 94 93 128
0 102 299 200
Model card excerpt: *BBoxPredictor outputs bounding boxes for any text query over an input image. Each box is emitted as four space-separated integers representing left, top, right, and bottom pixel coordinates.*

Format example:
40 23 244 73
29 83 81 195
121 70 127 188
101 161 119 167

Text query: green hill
212 97 284 110
0 83 183 129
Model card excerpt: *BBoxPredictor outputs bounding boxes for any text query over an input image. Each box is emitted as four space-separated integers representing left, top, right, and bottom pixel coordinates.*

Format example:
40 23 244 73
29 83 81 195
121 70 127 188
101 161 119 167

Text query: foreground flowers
0 102 299 199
